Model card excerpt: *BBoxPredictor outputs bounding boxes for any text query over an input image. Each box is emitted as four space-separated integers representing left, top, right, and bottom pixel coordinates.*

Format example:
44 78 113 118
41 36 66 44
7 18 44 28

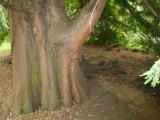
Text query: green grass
0 41 11 52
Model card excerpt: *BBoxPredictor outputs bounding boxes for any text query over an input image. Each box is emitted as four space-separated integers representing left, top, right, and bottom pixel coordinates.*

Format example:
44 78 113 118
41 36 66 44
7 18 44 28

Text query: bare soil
0 46 160 120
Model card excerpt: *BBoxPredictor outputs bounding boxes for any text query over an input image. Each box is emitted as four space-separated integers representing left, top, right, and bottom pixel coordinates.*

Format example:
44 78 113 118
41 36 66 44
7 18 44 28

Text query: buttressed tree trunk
9 0 106 114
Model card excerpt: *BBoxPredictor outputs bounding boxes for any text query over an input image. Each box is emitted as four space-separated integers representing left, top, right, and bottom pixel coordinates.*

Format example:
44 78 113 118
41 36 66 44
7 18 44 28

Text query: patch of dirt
0 52 13 120
0 46 160 120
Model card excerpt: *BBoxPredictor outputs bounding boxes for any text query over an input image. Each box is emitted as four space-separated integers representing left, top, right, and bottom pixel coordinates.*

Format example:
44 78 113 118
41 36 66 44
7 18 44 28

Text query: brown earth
0 46 160 120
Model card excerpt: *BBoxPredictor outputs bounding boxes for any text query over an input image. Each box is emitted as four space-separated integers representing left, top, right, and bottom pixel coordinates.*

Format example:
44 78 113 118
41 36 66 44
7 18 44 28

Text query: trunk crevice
10 0 106 115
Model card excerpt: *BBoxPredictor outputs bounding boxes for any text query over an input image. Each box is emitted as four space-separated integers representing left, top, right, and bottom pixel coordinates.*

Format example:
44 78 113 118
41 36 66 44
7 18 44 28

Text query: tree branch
143 0 160 19
122 0 160 37
70 0 106 51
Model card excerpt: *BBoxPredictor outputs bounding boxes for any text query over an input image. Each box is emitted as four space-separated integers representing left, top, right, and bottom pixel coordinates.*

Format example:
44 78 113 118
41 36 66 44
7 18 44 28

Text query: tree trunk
9 0 106 115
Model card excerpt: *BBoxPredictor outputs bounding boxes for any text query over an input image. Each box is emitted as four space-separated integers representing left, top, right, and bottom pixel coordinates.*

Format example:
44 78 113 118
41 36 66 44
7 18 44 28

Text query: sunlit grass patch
0 41 11 52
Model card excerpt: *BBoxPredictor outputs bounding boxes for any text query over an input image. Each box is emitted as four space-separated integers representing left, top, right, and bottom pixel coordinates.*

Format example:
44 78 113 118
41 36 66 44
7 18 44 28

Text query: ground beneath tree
0 45 160 120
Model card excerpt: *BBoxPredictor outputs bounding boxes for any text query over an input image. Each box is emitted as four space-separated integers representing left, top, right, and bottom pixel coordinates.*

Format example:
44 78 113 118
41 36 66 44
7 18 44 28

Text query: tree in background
8 0 106 115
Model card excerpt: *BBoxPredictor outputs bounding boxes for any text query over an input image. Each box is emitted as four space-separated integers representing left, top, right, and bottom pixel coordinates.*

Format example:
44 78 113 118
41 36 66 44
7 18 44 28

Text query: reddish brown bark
10 0 106 115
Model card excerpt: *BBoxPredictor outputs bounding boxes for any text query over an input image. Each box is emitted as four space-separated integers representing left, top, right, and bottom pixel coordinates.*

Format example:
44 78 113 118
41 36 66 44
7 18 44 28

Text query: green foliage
0 5 10 52
65 0 81 20
141 59 160 87
0 5 9 45
64 0 160 51
108 0 160 52
0 40 11 52
86 21 116 45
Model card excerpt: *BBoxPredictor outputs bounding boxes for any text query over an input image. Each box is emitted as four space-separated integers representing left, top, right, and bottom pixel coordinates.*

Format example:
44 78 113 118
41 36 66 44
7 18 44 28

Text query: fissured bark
9 0 106 114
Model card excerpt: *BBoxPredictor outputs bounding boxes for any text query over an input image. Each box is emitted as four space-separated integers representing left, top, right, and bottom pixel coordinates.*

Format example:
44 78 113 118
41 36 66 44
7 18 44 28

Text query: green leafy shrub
141 59 160 87
0 5 9 45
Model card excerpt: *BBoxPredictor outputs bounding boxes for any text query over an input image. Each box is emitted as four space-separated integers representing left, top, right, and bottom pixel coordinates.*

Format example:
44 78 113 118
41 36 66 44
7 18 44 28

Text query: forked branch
70 0 106 51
